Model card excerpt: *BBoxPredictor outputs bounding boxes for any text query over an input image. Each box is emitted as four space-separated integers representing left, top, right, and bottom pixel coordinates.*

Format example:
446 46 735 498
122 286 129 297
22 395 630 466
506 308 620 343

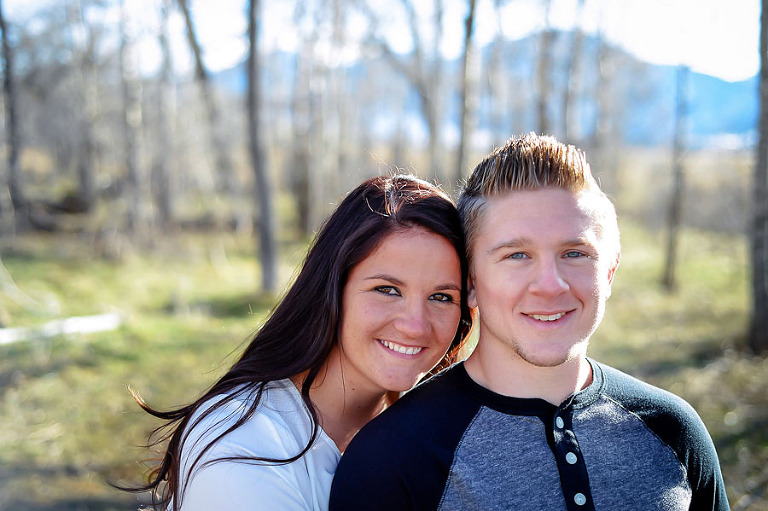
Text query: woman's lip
378 339 423 355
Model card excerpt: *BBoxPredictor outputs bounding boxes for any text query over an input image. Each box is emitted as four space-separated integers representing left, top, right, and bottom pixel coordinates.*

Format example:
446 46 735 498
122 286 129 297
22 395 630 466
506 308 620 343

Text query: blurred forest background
0 0 766 509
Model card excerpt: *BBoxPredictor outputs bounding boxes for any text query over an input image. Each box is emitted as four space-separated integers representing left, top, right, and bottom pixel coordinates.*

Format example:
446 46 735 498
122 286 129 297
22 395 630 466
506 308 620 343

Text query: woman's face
335 226 463 395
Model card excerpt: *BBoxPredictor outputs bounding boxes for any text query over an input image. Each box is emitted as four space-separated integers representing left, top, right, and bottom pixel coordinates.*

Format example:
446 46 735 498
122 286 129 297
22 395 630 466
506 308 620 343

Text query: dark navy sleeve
598 363 730 510
329 365 481 511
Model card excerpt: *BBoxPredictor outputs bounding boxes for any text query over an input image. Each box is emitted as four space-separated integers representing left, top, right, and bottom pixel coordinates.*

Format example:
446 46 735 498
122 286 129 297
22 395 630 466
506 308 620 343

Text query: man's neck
463 342 593 406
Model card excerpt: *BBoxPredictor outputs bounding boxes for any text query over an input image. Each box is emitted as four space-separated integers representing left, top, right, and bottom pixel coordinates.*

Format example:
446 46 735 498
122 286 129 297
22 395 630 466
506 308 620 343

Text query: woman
121 175 473 510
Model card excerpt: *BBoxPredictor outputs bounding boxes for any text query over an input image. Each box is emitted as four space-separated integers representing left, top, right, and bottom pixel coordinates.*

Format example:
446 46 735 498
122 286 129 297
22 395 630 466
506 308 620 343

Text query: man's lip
524 312 567 322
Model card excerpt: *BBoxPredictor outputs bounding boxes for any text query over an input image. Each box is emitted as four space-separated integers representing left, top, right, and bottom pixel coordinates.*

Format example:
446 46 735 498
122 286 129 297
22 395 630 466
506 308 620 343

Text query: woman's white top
175 380 341 511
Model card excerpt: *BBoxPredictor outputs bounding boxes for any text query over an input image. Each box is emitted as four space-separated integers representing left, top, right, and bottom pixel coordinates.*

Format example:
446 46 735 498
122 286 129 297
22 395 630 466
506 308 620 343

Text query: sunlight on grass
0 227 765 510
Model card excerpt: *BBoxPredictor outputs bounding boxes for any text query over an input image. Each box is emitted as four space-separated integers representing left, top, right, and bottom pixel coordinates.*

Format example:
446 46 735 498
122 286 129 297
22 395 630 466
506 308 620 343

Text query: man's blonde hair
457 133 620 267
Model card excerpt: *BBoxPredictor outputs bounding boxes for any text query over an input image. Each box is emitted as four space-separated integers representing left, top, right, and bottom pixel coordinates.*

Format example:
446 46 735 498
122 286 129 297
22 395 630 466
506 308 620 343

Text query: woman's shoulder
183 380 319 461
176 380 340 510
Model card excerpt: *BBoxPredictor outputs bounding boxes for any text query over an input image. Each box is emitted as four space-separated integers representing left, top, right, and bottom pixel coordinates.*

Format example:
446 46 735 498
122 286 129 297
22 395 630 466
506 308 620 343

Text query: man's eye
564 251 585 258
430 293 455 303
375 286 400 296
508 252 528 260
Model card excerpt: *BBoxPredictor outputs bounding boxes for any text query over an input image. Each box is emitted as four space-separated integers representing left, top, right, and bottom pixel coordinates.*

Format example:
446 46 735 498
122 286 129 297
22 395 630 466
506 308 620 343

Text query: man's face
468 188 619 368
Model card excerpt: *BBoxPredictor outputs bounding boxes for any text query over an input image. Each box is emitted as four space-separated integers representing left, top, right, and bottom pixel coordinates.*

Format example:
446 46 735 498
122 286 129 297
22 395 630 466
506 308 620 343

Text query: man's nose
529 258 569 296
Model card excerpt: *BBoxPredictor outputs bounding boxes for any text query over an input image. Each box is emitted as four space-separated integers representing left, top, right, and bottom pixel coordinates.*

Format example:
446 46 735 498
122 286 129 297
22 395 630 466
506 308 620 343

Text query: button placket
552 408 595 511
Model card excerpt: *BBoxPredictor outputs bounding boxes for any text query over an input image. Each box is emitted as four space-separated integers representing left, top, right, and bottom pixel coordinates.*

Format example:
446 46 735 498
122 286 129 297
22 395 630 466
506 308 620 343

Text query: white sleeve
176 388 337 511
180 447 311 511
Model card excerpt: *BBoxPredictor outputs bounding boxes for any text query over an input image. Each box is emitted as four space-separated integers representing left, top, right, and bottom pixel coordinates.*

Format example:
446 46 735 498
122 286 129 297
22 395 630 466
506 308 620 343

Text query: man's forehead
474 190 611 245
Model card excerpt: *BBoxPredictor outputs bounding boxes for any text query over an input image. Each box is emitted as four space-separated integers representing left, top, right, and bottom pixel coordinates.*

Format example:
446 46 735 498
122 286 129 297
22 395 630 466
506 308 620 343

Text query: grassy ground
0 225 765 510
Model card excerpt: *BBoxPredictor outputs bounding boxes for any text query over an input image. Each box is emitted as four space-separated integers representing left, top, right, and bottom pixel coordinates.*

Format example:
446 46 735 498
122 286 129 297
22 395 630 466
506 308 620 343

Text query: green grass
0 226 765 510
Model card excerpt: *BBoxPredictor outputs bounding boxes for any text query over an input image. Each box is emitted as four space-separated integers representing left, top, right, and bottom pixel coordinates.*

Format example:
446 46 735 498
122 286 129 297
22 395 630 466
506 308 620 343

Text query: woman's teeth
379 340 422 355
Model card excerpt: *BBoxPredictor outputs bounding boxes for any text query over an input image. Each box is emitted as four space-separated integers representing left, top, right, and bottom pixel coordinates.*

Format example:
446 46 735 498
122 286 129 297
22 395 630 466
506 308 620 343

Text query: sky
4 0 761 83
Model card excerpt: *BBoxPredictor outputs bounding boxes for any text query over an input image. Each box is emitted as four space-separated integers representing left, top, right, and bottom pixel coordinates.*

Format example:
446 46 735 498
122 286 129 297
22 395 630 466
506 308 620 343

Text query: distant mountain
621 64 756 147
213 30 757 150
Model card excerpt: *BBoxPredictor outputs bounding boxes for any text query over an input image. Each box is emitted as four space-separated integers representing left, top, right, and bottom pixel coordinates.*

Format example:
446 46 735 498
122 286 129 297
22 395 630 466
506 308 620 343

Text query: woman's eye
564 250 586 258
430 293 455 303
375 286 400 296
507 252 528 260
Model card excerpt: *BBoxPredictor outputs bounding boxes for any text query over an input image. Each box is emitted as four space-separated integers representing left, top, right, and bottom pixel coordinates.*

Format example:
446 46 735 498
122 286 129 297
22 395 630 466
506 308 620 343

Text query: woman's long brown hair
116 175 473 509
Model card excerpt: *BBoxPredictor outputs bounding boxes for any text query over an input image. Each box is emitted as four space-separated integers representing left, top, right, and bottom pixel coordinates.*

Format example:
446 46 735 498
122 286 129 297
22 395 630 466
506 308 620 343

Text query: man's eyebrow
487 238 531 254
563 237 598 249
488 236 597 254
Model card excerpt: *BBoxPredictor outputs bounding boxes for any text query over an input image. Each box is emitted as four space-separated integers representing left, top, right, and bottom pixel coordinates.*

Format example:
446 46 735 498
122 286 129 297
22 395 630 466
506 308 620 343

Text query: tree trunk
153 0 174 229
68 0 97 213
562 0 585 143
536 0 554 135
749 0 768 352
536 29 553 135
248 0 277 293
589 29 619 197
455 0 477 185
177 0 236 195
426 0 444 181
486 0 508 148
119 0 143 235
290 33 310 235
374 0 443 181
0 0 25 232
662 66 689 291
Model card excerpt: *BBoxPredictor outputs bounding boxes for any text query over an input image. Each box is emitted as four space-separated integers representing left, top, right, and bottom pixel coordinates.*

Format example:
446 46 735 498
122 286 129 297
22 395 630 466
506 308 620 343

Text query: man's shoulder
593 360 728 508
595 361 699 417
337 363 483 468
329 364 481 510
363 363 478 435
593 360 715 453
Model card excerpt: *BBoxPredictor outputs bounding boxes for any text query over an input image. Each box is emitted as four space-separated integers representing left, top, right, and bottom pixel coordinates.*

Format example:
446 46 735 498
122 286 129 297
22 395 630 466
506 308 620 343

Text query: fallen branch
0 313 122 345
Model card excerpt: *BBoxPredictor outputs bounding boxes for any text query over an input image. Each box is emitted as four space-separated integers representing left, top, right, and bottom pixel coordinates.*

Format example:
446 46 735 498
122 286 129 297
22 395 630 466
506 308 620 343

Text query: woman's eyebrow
364 274 404 285
364 275 461 291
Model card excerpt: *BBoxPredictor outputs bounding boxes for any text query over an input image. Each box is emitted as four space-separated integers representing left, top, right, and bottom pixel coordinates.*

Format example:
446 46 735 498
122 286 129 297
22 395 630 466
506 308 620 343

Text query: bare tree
0 0 24 231
562 0 585 143
749 0 768 352
662 65 689 291
177 0 236 195
485 0 511 148
67 0 98 213
362 0 445 180
288 1 326 236
588 26 619 197
536 0 554 135
247 0 277 293
290 36 316 236
454 0 477 185
152 0 174 229
119 0 144 235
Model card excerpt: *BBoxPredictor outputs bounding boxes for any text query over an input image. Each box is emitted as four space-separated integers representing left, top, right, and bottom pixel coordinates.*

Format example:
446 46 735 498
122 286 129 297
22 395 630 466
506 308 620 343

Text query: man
328 133 729 510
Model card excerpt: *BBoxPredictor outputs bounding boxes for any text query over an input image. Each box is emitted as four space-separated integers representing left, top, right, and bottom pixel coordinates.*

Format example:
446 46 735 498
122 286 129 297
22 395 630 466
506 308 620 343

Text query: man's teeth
380 340 422 355
530 313 565 322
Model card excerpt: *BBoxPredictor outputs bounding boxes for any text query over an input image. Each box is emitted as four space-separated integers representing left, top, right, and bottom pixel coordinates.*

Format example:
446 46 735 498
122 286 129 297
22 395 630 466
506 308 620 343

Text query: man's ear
467 274 478 309
605 252 621 297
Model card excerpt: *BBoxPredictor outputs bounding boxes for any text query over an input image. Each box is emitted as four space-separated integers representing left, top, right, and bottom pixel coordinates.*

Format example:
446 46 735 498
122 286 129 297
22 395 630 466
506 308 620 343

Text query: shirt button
574 493 587 506
556 417 564 428
566 452 578 464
